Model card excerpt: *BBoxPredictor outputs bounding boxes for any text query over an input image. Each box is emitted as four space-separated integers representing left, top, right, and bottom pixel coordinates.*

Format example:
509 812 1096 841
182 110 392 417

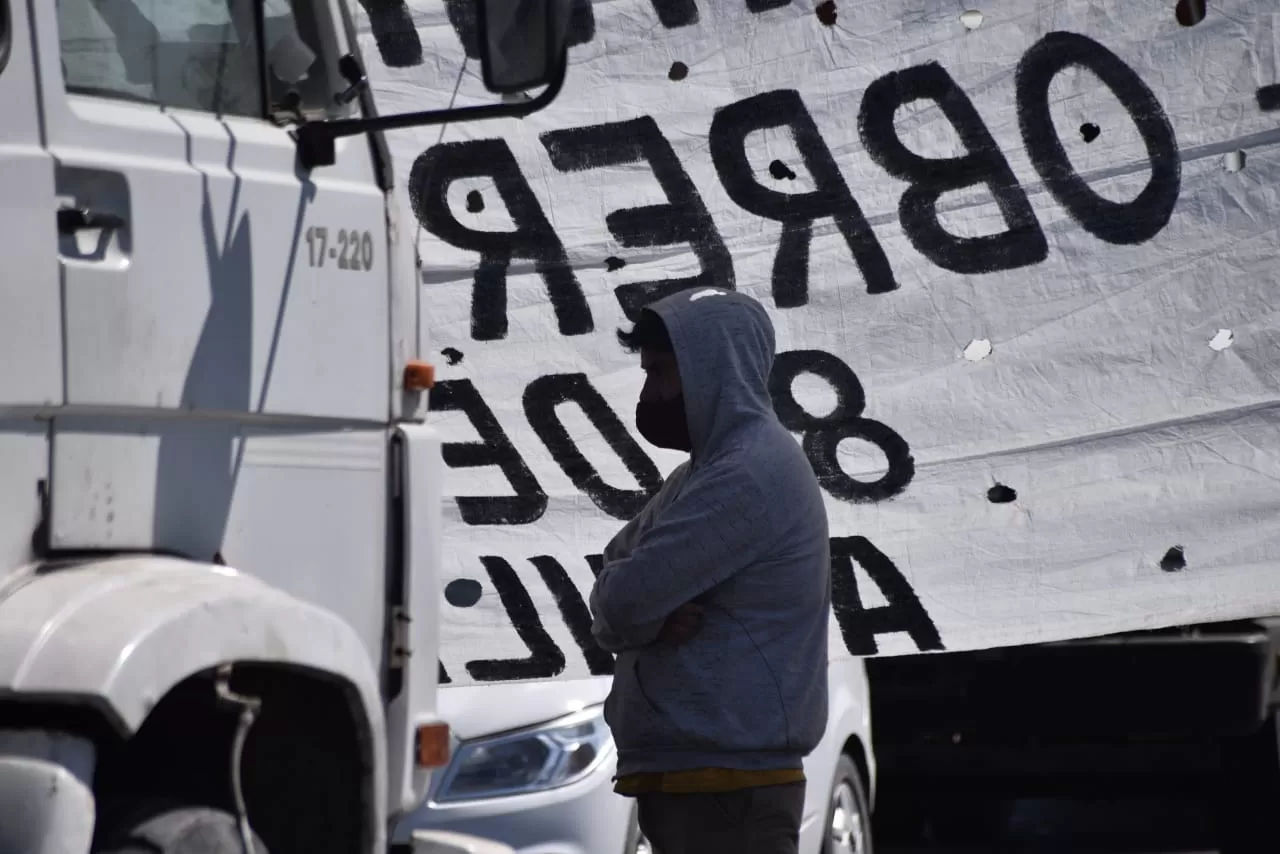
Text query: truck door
37 0 389 422
0 0 60 576
35 0 391 651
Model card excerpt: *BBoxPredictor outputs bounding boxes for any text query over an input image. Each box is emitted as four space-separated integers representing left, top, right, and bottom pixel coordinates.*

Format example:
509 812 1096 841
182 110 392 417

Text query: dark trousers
636 782 806 854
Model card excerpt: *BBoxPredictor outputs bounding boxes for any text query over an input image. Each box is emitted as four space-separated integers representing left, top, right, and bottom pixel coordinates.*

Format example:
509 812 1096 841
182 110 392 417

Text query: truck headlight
435 706 613 802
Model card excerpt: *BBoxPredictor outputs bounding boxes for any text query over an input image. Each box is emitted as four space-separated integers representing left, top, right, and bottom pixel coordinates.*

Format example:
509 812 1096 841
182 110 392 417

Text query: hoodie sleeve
589 460 772 649
589 596 663 652
590 502 667 651
603 514 643 565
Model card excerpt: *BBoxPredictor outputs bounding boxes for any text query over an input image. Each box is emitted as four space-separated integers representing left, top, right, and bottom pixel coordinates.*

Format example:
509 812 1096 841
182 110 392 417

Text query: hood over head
647 288 777 459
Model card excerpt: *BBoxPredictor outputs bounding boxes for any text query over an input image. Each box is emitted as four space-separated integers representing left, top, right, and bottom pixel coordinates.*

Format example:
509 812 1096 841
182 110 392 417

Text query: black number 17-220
305 226 375 272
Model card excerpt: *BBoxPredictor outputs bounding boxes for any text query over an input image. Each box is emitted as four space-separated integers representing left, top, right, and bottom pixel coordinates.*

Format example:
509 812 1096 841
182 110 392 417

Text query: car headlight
434 705 613 802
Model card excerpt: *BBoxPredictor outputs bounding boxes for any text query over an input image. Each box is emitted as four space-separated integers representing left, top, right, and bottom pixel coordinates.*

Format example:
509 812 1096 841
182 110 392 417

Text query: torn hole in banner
987 483 1017 503
445 578 484 607
1160 546 1188 572
963 339 993 361
769 160 798 180
743 128 815 194
1175 0 1206 27
1209 329 1234 351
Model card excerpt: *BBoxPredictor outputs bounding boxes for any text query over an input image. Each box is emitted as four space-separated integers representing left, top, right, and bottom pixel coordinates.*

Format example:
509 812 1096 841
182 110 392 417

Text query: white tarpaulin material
357 0 1280 685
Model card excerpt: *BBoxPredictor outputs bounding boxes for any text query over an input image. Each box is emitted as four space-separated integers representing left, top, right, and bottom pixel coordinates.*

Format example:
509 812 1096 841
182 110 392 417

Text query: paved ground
879 795 1220 854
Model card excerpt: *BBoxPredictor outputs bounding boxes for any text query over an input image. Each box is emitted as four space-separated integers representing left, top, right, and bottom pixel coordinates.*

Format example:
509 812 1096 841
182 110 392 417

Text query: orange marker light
416 722 451 768
403 360 436 391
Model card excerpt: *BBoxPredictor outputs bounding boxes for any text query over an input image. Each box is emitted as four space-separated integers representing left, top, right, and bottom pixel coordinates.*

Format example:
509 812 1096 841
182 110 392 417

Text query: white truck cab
0 1 569 852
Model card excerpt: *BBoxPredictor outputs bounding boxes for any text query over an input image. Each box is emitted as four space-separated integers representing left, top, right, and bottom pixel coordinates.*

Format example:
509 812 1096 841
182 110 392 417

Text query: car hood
440 675 613 741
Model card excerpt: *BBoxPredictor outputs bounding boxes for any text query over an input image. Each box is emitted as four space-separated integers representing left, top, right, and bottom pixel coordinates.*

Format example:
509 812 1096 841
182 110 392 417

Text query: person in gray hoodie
588 287 831 854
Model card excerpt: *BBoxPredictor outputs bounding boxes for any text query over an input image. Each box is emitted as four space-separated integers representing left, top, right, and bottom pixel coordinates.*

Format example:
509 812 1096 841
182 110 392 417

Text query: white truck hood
439 676 612 741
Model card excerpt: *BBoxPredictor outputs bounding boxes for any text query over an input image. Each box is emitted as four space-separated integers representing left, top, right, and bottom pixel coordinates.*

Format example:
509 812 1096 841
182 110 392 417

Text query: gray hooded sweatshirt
589 288 831 777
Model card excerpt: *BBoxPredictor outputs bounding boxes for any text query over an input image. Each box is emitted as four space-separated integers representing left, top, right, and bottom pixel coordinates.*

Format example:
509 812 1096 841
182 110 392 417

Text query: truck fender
0 555 386 809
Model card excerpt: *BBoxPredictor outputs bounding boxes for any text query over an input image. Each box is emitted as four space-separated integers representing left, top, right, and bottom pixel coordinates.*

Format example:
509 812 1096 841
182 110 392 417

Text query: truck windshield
57 0 342 119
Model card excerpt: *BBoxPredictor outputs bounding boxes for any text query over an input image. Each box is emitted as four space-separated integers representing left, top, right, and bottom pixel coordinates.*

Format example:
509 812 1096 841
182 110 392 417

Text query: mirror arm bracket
294 55 568 171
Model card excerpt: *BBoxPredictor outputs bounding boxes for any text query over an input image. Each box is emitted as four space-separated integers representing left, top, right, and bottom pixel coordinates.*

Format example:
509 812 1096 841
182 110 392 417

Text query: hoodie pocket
606 652 705 753
608 618 797 756
628 657 707 747
632 659 663 715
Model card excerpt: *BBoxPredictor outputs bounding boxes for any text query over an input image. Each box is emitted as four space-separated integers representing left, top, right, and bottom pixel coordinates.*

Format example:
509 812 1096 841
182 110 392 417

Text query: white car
394 656 875 854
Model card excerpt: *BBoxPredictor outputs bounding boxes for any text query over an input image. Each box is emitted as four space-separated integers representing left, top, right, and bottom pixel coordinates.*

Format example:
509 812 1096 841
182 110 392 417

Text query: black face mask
636 395 692 452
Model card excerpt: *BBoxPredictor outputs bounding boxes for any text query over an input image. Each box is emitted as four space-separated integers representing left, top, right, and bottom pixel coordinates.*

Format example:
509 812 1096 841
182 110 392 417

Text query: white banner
358 0 1280 685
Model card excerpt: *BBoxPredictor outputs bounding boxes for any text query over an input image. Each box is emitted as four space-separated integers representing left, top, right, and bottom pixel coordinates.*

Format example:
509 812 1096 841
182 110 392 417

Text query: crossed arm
588 462 769 652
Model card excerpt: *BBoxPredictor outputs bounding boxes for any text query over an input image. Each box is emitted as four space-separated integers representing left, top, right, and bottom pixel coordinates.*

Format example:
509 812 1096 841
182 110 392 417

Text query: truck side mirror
295 0 572 171
475 0 573 94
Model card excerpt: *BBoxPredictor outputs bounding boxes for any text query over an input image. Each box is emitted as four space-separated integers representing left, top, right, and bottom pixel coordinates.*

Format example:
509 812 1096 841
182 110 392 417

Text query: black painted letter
649 0 698 27
646 0 793 29
530 555 615 675
444 0 596 58
357 0 423 68
830 536 943 655
410 139 592 341
1016 32 1180 245
769 350 914 503
433 379 547 525
710 90 896 305
542 117 735 320
466 557 567 681
524 373 662 519
859 63 1048 274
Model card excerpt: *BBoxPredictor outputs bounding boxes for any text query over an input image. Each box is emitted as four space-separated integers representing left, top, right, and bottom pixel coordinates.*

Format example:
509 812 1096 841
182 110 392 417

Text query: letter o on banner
1016 32 1181 245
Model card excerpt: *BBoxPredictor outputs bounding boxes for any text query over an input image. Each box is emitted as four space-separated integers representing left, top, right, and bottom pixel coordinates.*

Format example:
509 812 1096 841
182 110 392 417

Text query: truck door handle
57 207 125 233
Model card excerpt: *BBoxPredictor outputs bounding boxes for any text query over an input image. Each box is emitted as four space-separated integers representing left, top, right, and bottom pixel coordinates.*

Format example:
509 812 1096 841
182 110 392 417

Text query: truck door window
263 1 350 120
57 0 344 119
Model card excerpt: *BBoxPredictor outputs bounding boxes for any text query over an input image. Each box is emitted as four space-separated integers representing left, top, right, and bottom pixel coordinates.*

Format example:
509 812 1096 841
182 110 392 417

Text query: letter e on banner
542 117 735 320
432 380 548 525
524 373 662 520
